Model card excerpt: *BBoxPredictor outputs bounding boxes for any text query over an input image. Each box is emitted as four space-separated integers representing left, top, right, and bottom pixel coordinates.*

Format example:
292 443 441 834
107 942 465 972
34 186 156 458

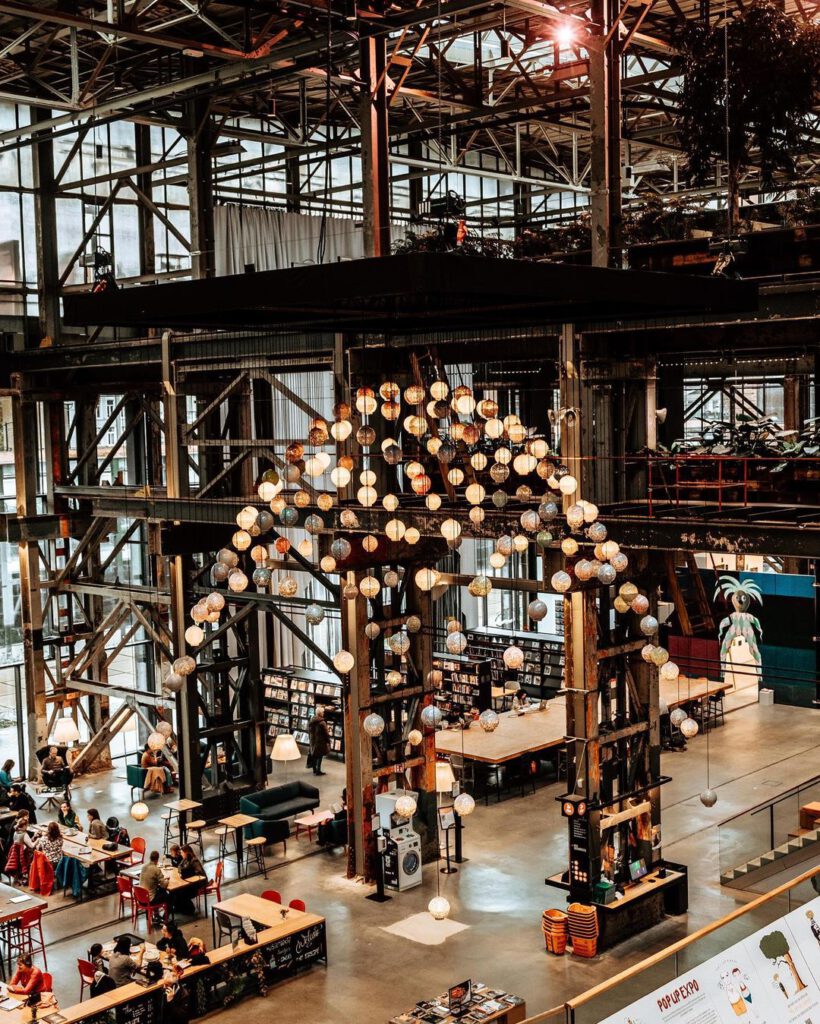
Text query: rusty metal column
186 98 215 279
135 124 156 278
588 0 622 267
359 26 391 257
31 108 60 344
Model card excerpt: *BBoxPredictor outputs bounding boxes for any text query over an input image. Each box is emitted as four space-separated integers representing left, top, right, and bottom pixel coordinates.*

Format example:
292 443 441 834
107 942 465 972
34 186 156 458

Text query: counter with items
389 983 526 1024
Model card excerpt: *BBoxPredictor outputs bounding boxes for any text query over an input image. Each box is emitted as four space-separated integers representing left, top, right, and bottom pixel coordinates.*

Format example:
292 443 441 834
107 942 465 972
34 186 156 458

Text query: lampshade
130 801 150 822
435 761 456 794
271 734 301 762
52 716 80 745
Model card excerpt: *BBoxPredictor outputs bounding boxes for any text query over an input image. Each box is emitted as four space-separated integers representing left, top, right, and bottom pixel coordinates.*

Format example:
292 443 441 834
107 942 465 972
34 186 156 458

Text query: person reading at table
40 747 69 791
108 936 145 987
140 850 171 909
8 955 44 999
187 937 210 967
58 801 79 829
157 923 188 961
179 843 205 881
167 844 183 868
87 808 107 840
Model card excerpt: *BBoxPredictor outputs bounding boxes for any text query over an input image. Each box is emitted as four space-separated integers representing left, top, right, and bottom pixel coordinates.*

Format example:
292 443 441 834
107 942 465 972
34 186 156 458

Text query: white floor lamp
271 733 301 782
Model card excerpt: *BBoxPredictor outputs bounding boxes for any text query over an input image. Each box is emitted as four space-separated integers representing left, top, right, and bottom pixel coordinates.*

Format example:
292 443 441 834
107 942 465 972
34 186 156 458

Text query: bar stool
245 836 267 879
708 692 725 729
213 824 238 869
186 820 206 858
161 811 179 854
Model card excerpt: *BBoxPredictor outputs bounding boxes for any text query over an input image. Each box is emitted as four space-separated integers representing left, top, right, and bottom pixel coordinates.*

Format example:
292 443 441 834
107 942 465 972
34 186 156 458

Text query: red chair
132 885 169 931
8 908 47 967
288 898 306 912
117 875 135 921
201 861 223 909
41 973 53 994
77 959 95 1000
129 837 146 866
261 889 281 904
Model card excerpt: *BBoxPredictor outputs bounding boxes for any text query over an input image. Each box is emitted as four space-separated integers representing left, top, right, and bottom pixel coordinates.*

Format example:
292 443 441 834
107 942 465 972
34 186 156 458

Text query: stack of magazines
389 983 523 1023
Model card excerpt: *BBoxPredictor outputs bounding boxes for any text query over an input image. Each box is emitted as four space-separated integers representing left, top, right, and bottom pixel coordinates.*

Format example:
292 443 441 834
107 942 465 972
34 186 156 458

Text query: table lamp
272 733 301 780
435 760 455 796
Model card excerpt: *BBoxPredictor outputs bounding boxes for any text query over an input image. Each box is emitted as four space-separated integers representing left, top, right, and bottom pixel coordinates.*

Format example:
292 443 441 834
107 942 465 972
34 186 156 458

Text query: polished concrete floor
28 699 820 1024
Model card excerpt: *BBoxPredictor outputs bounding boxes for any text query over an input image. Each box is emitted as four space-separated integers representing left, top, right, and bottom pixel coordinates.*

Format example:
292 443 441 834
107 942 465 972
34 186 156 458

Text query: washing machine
383 826 423 891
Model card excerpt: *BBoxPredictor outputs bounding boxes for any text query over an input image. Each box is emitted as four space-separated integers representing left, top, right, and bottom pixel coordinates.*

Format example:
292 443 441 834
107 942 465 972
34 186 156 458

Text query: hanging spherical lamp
280 507 298 527
611 552 629 573
355 387 377 415
333 650 354 673
561 537 579 556
395 795 417 819
469 507 486 526
426 493 443 511
386 670 403 688
670 707 687 727
343 582 359 600
446 631 468 654
408 729 423 746
471 452 488 471
700 789 718 807
415 567 439 591
212 563 229 583
362 534 379 553
490 464 509 485
331 466 351 488
330 420 353 442
631 594 649 615
411 473 432 495
206 592 225 613
320 555 337 573
440 519 461 542
640 615 659 636
496 535 513 557
641 644 656 662
613 596 630 614
468 575 493 598
279 575 298 597
520 510 540 533
566 505 585 530
357 425 376 447
306 603 325 626
479 709 499 732
539 501 558 522
598 563 617 585
389 632 410 656
385 518 406 542
363 713 385 737
527 599 548 621
651 645 670 667
364 622 381 641
383 442 403 465
360 575 381 600
384 570 399 588
228 570 248 592
130 801 150 822
184 627 204 649
551 570 572 593
421 704 443 729
453 793 476 817
330 538 352 561
587 521 607 542
147 731 166 752
489 552 506 569
503 645 524 670
164 672 185 693
492 489 508 508
232 530 252 551
660 661 679 681
405 615 422 634
559 474 578 496
680 717 699 739
405 527 420 545
574 560 593 581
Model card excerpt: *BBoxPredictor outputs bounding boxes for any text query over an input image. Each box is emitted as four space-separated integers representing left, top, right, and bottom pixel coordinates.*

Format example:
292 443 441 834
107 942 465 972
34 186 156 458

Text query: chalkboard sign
115 990 161 1024
293 923 324 966
267 936 294 971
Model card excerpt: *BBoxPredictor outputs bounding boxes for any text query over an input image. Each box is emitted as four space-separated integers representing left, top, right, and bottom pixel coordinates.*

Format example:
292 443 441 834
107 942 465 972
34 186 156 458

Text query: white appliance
384 827 423 891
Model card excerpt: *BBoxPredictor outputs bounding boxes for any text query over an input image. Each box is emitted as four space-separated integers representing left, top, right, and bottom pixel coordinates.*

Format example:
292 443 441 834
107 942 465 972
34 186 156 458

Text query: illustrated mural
714 575 763 689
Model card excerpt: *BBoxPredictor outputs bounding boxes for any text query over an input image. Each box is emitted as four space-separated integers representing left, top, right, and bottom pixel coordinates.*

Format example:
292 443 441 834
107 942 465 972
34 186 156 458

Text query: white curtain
214 204 365 276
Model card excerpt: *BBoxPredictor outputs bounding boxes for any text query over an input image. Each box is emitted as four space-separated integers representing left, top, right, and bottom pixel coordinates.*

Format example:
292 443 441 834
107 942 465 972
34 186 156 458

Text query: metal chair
77 959 96 1000
8 908 47 966
214 909 240 947
199 861 223 913
116 875 134 921
261 889 281 904
288 898 306 912
245 836 267 878
132 884 170 931
129 837 146 866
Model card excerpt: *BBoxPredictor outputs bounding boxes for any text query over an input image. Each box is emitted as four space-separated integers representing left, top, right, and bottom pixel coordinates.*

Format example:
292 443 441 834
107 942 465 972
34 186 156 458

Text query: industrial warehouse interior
0 1 819 1023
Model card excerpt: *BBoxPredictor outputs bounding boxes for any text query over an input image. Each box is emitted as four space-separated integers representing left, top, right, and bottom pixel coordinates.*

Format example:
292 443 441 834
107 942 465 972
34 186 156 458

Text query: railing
717 771 820 880
558 865 820 1024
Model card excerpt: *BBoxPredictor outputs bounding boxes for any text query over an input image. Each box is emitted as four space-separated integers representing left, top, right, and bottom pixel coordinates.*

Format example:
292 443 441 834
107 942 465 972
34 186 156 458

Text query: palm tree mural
714 576 763 685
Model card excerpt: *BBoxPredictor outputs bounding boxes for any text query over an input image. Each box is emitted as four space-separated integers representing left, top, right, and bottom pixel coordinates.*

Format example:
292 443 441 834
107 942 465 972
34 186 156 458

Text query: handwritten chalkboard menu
261 921 326 978
115 991 162 1024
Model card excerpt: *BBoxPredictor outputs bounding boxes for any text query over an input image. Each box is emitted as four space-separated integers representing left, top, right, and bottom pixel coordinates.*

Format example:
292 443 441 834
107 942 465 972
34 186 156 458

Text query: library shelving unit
465 626 565 700
262 665 345 759
431 653 493 716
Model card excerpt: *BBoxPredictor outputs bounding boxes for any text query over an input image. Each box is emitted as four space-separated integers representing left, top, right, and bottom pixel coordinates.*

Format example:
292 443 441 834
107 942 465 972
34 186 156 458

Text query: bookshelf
431 653 493 716
262 665 345 759
465 626 565 700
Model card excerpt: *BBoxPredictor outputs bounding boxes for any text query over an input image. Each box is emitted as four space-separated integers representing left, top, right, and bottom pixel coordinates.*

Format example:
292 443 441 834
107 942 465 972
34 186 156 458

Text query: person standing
308 706 331 777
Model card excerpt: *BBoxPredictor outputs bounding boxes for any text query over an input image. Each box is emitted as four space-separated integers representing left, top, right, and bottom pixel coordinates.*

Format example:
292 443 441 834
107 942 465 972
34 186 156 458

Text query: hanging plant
677 1 820 233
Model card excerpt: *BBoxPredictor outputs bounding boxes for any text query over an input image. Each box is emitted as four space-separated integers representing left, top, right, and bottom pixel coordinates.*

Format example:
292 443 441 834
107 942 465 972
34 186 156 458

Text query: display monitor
629 858 648 882
448 980 472 1016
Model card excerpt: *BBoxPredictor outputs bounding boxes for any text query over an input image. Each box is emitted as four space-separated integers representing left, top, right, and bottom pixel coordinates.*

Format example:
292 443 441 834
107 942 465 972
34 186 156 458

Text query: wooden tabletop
60 835 133 866
662 677 729 709
2 910 327 1024
0 883 47 924
596 868 685 910
213 893 319 929
121 865 206 891
165 799 202 812
218 813 258 828
435 703 564 764
295 810 332 827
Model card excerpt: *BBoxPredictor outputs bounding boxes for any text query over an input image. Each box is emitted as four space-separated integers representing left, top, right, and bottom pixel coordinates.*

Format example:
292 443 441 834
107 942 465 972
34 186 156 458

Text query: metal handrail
716 770 820 827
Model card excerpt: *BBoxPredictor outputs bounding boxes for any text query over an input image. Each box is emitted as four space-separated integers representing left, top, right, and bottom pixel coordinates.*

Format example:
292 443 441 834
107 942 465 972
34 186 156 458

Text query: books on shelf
262 665 345 758
465 625 564 701
432 653 493 715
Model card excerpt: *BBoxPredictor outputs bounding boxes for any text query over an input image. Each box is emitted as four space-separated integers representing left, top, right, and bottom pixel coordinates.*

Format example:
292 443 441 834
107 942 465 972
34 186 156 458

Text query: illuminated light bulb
360 469 376 486
279 575 298 597
306 603 325 625
613 596 630 614
228 570 248 592
441 518 462 541
320 555 337 573
651 645 670 667
485 417 504 439
611 552 629 573
403 415 426 437
384 570 399 588
406 615 421 633
333 650 354 673
566 504 585 529
479 709 499 732
489 552 506 569
270 496 286 515
253 567 271 587
362 534 379 553
680 717 699 739
130 802 150 822
395 795 417 820
641 644 656 663
588 521 607 542
536 530 552 548
477 398 498 419
294 489 311 508
343 583 359 600
184 625 204 647
640 615 659 636
574 559 593 581
598 563 616 585
304 457 323 478
365 621 381 640
408 729 423 747
660 661 679 681
471 452 488 471
601 540 620 560
411 473 432 495
496 535 513 557
385 518 406 542
404 384 425 405
355 387 377 415
389 632 410 656
465 483 486 505
415 568 439 592
468 575 493 598
330 538 352 561
454 793 476 817
258 480 281 502
561 537 578 556
551 570 572 593
386 669 403 689
555 21 575 48
206 592 225 613
421 705 442 728
274 537 290 555
383 493 399 512
631 594 649 615
539 501 559 522
298 539 313 558
447 468 465 486
426 493 442 511
317 493 333 512
356 425 376 447
508 423 527 445
513 453 537 475
446 631 468 654
446 619 462 634
381 401 400 421
232 530 251 551
583 502 599 523
363 713 385 737
250 544 268 563
559 474 578 496
490 463 509 484
379 381 400 401
494 447 512 466
512 534 528 553
330 419 352 441
360 575 381 599
426 436 443 455
529 439 549 459
503 645 524 670
619 582 639 602
236 506 258 531
357 485 377 507
455 394 476 415
405 461 424 479
469 507 485 525
405 527 420 545
430 380 449 401
304 514 323 534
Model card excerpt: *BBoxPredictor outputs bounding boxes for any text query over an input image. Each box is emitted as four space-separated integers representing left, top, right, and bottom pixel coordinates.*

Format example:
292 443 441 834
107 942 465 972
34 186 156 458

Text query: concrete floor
29 699 820 1024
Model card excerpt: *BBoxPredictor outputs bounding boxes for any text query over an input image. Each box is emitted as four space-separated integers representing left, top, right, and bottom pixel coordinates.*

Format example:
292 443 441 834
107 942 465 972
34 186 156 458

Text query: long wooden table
389 985 526 1024
436 677 731 766
0 883 47 977
2 906 327 1024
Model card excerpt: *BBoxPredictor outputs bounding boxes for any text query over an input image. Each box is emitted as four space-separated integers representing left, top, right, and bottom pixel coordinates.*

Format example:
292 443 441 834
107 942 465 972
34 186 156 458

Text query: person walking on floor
308 706 330 776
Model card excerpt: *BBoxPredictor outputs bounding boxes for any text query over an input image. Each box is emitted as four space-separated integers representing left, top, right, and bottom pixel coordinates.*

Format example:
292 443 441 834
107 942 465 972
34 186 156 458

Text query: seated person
157 923 188 961
40 747 70 791
140 746 173 793
167 844 183 868
178 843 205 880
35 821 63 866
140 850 171 907
108 936 144 987
90 970 116 998
513 688 531 707
4 812 34 879
187 938 210 967
318 788 348 848
0 759 15 794
8 785 37 824
86 808 107 839
58 801 79 829
8 955 44 1000
88 943 106 973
